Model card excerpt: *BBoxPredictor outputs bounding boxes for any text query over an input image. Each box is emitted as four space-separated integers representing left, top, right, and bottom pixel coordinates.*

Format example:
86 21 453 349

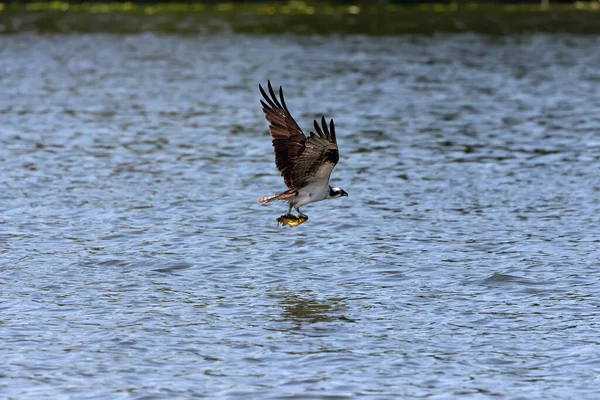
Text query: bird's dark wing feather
291 117 339 188
260 82 339 189
259 81 306 189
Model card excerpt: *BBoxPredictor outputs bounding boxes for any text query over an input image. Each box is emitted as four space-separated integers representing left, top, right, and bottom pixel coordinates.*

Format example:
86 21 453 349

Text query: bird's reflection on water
272 290 355 327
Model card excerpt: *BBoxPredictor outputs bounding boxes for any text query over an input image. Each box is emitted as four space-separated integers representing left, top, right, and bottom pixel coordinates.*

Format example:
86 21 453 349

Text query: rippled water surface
1 33 600 399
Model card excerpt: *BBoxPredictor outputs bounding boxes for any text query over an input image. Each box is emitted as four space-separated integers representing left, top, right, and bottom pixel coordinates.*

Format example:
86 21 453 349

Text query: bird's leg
284 203 295 218
296 207 307 219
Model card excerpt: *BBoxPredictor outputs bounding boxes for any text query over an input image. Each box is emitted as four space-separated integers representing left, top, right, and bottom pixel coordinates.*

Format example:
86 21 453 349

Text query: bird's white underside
288 162 335 208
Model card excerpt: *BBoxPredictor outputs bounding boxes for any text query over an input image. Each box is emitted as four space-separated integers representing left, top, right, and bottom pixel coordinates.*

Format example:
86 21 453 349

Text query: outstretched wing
259 81 306 189
290 116 339 188
260 81 340 189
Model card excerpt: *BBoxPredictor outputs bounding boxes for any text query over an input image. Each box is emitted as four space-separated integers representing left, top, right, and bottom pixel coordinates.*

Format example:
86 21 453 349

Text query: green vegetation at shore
1 1 600 34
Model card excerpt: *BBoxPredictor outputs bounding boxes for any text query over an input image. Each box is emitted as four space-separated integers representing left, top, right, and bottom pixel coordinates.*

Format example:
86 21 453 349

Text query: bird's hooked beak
341 189 348 197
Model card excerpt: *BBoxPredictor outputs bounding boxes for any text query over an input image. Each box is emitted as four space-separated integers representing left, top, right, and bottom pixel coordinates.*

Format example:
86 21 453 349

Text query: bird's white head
327 186 348 199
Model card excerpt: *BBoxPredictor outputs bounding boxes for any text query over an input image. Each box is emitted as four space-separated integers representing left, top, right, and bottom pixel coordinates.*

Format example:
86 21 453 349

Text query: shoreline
1 2 600 34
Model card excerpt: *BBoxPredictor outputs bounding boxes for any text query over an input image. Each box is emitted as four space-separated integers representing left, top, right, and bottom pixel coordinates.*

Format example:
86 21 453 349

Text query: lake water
1 33 599 399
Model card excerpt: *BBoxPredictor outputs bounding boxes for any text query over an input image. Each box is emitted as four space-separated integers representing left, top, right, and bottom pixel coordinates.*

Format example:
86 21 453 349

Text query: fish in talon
277 214 308 227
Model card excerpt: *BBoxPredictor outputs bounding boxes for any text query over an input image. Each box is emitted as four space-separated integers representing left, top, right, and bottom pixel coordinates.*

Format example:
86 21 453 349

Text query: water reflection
274 290 354 326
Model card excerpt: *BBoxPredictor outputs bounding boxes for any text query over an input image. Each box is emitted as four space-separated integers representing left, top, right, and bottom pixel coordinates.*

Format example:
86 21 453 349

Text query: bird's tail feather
257 189 297 203
257 194 279 203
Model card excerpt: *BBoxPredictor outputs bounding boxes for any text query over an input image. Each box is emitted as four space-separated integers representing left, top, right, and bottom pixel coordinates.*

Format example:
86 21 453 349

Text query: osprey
257 81 348 225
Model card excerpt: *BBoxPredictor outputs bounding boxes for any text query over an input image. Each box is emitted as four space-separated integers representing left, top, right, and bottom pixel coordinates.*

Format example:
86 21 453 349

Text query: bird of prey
257 81 347 226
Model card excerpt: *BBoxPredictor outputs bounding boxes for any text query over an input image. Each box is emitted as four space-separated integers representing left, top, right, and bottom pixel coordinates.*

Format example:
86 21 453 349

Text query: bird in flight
257 81 347 226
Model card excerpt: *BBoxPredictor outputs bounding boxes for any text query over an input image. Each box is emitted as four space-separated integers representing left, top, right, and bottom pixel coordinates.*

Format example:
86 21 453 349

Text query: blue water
1 33 599 399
